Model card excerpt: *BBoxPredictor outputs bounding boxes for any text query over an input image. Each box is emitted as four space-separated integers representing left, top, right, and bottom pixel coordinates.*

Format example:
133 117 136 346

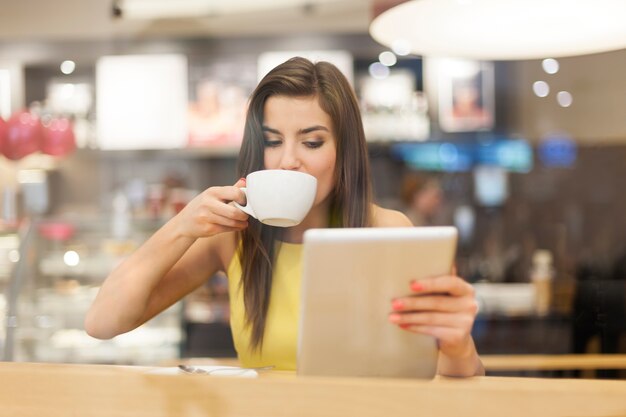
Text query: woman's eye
304 141 323 149
264 139 282 148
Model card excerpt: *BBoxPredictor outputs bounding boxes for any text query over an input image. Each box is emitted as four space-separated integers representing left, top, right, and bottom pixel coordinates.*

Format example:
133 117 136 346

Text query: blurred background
1 0 625 378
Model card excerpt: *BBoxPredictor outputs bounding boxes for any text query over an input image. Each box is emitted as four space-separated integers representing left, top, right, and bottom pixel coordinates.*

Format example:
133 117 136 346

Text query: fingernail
391 299 404 311
399 324 411 329
239 177 246 184
388 314 401 323
411 281 423 292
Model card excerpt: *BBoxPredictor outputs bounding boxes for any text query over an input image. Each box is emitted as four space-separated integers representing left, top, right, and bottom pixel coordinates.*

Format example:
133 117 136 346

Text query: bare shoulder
371 204 414 227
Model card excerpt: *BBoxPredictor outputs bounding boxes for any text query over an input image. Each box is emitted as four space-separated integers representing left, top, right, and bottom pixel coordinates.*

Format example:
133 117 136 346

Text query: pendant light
370 0 626 60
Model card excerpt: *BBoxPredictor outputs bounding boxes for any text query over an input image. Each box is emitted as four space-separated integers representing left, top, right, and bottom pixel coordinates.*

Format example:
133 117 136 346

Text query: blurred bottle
17 169 49 216
531 250 554 316
1 186 18 227
146 184 165 220
111 191 131 240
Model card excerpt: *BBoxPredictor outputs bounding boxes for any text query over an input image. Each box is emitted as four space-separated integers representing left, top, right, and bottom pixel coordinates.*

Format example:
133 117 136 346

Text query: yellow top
227 242 302 370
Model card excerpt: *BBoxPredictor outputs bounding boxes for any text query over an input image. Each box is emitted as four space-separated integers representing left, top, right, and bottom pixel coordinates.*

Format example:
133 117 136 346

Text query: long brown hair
236 57 372 350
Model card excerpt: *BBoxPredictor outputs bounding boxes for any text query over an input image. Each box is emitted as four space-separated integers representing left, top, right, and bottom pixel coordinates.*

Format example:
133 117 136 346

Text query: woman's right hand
174 178 249 239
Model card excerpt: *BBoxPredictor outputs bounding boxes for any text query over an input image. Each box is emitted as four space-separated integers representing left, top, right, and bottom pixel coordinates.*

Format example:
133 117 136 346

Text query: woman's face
262 95 337 208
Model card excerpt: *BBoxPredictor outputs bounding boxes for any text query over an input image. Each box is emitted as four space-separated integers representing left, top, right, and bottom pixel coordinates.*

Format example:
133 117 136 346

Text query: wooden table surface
481 354 626 371
1 361 626 417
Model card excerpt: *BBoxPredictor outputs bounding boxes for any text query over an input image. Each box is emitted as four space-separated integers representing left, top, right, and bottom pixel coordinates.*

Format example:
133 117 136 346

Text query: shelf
92 145 241 159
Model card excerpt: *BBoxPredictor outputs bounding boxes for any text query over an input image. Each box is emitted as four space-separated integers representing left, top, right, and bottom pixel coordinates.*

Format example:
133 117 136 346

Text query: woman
86 57 483 377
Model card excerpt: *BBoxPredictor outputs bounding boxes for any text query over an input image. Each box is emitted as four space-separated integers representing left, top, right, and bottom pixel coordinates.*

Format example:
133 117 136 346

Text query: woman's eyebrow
298 125 329 134
262 126 282 135
262 125 329 135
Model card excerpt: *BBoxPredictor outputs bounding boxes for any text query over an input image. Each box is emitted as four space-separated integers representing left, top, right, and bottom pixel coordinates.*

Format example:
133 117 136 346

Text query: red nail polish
411 281 423 291
399 324 411 329
239 177 246 184
391 299 404 311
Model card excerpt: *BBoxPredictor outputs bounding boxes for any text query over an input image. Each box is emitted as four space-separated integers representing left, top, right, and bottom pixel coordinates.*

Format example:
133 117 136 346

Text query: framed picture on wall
187 56 258 149
437 59 494 132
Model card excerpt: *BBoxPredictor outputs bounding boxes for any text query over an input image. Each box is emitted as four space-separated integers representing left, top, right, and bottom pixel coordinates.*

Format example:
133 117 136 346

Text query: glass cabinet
0 216 182 365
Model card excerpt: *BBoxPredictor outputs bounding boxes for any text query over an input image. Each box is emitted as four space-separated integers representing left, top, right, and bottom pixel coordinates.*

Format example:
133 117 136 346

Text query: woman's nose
278 146 301 170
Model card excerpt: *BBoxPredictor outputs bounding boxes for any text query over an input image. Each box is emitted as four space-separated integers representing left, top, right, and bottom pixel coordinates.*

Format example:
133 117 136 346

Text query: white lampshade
370 0 626 60
96 54 188 150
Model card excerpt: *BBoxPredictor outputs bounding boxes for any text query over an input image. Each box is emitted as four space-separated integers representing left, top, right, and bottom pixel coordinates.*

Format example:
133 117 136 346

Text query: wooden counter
1 361 626 417
482 354 626 371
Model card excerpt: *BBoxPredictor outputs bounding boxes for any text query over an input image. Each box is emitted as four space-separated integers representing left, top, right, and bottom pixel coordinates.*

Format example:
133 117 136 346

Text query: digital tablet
297 226 458 379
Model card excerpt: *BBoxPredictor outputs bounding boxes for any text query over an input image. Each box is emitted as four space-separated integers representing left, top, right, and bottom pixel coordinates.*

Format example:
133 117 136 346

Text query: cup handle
232 188 257 219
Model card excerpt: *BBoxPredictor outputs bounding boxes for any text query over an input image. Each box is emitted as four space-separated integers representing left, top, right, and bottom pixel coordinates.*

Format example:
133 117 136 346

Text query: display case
0 216 183 365
182 270 236 358
0 225 21 354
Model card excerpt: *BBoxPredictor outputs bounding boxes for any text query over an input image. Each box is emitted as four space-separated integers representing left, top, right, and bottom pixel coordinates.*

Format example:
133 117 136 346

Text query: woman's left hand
388 274 479 359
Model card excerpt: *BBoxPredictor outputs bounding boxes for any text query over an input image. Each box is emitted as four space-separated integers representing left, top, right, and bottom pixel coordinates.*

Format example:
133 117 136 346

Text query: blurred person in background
400 173 444 227
86 57 483 377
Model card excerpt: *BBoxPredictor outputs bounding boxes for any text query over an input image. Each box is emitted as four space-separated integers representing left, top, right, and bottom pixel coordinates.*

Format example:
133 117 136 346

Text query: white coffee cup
233 170 317 227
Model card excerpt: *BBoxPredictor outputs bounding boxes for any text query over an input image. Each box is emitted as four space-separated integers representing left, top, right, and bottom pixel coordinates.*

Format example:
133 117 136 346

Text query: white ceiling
0 0 372 42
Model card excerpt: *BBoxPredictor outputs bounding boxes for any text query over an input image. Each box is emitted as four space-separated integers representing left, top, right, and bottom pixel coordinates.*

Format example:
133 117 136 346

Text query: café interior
1 1 626 415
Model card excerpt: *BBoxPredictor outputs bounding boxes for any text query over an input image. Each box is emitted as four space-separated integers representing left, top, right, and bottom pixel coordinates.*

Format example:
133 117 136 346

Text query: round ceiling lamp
370 0 626 60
